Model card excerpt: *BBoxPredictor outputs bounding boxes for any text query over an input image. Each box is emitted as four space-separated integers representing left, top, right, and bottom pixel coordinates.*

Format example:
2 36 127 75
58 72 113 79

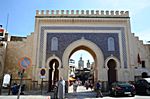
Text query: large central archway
62 38 104 86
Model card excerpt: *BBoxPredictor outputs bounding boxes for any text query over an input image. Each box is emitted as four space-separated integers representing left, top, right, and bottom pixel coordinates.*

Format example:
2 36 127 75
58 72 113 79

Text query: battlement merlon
36 10 129 18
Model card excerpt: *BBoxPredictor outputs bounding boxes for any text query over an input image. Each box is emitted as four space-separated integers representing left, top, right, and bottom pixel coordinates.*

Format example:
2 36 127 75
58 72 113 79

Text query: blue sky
0 0 150 66
70 50 94 67
0 0 150 42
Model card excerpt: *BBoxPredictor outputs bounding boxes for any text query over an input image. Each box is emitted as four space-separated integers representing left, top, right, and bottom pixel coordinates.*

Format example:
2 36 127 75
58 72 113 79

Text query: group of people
84 80 94 90
72 79 103 98
84 80 103 97
11 78 103 98
53 77 81 98
11 83 25 95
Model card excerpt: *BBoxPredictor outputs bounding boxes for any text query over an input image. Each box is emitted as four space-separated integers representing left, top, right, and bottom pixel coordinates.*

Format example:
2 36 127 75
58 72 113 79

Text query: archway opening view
69 49 95 93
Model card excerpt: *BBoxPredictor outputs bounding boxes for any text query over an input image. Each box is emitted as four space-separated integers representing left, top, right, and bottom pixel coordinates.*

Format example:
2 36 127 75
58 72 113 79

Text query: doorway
48 59 59 92
107 59 117 85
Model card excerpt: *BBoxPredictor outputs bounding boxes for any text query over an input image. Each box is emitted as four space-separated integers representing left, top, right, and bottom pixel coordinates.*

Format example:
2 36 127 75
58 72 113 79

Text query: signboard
2 74 11 88
40 68 46 79
18 57 32 70
41 68 46 76
0 28 5 38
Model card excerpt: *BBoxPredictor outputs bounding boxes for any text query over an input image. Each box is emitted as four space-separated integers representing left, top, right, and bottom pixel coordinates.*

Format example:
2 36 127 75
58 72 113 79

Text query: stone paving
2 85 107 99
66 85 97 98
24 85 98 98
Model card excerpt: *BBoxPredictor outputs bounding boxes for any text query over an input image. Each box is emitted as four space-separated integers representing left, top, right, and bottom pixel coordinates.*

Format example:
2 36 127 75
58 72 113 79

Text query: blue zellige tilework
39 26 127 68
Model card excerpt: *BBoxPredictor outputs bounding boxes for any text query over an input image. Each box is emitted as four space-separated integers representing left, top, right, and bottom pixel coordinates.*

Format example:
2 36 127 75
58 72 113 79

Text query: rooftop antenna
6 14 9 32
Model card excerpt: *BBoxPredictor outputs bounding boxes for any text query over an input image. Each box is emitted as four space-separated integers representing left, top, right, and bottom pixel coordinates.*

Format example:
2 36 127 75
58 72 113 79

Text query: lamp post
17 69 25 99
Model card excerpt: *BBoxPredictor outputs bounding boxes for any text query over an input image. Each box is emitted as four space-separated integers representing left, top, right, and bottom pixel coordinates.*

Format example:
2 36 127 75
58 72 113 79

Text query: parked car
110 82 136 97
135 78 150 95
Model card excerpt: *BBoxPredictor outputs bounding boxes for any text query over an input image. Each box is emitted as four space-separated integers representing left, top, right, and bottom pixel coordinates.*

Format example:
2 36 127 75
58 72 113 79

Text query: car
110 81 136 97
135 78 150 95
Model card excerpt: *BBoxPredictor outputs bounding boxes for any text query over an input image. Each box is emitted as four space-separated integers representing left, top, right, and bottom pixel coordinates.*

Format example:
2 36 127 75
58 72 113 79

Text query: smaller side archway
107 59 117 85
46 55 61 92
105 55 120 85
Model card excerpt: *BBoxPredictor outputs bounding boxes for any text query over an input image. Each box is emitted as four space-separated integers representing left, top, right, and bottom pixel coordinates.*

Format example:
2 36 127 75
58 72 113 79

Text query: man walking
57 77 65 99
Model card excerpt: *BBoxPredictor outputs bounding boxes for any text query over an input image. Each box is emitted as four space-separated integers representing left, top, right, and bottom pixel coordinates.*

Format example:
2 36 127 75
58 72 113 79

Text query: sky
0 0 150 43
0 0 150 67
70 50 94 68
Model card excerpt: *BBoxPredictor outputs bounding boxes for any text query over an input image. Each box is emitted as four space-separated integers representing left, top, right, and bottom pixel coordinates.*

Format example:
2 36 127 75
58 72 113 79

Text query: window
51 37 58 51
108 37 115 51
142 61 145 68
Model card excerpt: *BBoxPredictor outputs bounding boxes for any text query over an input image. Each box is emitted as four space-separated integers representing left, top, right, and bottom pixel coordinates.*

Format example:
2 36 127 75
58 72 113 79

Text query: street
0 94 150 99
0 86 150 99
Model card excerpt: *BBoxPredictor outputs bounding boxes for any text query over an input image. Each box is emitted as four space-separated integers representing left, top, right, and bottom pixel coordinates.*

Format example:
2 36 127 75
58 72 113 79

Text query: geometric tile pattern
39 26 127 68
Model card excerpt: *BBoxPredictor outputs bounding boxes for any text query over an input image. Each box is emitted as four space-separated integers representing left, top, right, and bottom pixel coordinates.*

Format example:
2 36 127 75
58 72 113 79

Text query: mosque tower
87 60 91 69
78 56 84 70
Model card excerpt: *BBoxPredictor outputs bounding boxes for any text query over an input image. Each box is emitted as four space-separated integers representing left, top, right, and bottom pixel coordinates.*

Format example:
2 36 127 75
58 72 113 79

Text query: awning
69 77 76 81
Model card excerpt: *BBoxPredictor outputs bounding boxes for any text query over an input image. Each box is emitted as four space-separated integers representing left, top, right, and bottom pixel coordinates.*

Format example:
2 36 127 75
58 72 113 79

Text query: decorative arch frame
105 55 120 83
46 54 61 69
105 55 120 70
62 37 104 81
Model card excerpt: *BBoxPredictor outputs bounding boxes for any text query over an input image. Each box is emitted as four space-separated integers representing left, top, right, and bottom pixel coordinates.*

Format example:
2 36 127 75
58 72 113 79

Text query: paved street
1 86 150 99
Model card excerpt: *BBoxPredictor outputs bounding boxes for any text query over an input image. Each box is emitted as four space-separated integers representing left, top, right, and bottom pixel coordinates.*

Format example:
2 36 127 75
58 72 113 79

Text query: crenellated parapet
36 10 129 17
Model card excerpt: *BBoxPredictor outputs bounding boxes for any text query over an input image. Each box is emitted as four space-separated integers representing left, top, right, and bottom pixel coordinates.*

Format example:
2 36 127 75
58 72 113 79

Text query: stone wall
4 33 34 90
0 41 7 93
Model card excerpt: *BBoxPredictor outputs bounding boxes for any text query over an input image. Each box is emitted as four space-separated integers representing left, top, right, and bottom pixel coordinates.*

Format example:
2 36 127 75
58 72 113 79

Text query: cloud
95 0 150 15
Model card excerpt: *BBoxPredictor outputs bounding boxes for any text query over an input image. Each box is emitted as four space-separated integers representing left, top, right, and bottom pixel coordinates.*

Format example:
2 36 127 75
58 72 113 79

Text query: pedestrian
96 80 103 98
20 84 25 95
90 83 93 90
73 80 78 93
11 83 19 95
57 77 65 99
84 80 89 90
53 81 58 99
89 80 93 90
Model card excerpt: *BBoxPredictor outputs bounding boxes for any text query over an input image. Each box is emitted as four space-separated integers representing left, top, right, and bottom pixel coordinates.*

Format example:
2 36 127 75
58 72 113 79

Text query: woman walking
73 80 78 93
96 80 103 98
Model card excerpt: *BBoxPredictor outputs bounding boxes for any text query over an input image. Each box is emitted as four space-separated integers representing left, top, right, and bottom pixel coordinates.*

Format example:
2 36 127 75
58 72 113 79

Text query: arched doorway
69 48 95 86
62 38 104 92
107 59 117 85
48 59 59 92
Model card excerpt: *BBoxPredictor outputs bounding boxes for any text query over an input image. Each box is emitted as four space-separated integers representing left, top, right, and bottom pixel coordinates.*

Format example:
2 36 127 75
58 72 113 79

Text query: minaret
78 56 84 70
87 60 90 69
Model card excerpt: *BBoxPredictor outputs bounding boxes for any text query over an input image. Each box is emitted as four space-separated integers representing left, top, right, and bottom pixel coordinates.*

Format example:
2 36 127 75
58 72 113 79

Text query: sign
2 74 11 88
18 57 32 70
40 68 46 79
40 68 46 76
0 28 5 37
